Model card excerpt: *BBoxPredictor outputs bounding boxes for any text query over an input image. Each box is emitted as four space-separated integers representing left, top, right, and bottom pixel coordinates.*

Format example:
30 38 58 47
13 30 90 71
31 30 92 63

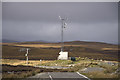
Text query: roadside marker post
40 59 42 65
26 48 29 65
19 48 30 65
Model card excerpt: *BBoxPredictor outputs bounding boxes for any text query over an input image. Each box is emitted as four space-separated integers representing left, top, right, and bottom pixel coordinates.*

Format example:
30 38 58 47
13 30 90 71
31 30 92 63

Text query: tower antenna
59 16 67 52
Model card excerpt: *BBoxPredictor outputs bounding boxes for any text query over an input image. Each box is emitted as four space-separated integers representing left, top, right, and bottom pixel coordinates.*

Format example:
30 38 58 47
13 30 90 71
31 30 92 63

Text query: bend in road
28 72 90 80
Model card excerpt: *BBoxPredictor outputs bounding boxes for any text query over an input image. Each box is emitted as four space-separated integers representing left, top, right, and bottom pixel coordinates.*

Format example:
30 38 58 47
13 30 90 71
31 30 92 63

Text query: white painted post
40 59 42 65
26 48 29 65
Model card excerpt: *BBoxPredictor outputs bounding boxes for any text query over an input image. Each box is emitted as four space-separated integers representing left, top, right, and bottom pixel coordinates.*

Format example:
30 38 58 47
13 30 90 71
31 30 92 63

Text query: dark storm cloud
2 2 118 44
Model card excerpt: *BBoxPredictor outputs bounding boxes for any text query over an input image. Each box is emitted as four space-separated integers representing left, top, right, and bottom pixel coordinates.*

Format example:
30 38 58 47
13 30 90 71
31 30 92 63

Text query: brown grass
2 64 66 78
83 71 118 78
14 44 87 48
2 41 119 61
2 59 53 66
102 48 119 50
3 42 118 51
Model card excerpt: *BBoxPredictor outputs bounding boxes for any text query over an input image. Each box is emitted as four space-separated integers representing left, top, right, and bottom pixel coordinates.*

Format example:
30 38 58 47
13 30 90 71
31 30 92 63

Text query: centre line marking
76 72 91 80
48 72 53 80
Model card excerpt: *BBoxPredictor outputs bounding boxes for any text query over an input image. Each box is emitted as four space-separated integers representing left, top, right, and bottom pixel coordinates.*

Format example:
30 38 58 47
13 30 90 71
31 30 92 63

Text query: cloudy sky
2 2 118 44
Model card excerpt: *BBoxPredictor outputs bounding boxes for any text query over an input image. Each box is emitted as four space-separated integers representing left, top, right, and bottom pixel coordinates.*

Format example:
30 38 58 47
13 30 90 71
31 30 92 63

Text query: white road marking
76 72 91 80
48 72 53 80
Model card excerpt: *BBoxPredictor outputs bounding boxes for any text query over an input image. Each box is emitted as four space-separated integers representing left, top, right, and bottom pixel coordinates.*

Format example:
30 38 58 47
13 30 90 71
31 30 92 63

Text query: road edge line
76 72 91 80
48 72 53 80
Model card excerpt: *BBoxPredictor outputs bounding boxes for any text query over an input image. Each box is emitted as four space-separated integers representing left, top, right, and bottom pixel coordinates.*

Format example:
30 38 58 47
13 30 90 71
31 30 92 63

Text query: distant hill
2 40 119 61
2 39 117 46
14 40 51 44
2 39 51 43
58 41 116 46
2 39 20 43
16 41 48 44
2 40 118 61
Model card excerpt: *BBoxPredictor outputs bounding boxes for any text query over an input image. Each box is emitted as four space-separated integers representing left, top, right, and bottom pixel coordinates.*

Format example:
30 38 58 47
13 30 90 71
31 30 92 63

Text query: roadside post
25 48 29 65
40 59 42 65
19 48 30 65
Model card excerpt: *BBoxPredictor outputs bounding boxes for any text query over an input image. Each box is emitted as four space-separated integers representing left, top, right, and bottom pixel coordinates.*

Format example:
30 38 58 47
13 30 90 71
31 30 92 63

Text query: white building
58 51 68 60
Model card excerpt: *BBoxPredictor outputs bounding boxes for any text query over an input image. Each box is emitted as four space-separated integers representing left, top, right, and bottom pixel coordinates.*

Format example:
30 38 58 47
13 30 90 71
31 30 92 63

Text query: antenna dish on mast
59 16 62 20
58 16 68 51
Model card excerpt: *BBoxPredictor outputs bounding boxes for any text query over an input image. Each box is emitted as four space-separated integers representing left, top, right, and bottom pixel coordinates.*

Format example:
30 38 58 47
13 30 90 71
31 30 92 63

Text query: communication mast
59 16 67 52
58 16 68 60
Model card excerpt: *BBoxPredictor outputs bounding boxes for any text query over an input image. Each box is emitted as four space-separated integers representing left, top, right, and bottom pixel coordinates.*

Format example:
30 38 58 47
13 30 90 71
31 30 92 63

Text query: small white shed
58 51 68 60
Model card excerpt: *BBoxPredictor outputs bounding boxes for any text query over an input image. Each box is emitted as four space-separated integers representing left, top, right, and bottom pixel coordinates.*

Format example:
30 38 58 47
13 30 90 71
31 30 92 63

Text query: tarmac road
35 65 70 69
28 72 91 80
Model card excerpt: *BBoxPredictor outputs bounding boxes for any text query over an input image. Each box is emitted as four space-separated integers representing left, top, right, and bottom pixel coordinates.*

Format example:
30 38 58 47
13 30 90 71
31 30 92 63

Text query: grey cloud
2 2 118 44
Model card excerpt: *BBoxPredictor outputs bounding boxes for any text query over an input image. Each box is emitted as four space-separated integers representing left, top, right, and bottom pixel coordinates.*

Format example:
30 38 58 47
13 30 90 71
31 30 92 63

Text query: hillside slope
2 41 119 61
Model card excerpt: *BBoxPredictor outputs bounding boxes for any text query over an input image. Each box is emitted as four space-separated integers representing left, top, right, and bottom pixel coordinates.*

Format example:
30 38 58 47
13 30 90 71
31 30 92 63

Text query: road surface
28 72 90 80
35 66 70 69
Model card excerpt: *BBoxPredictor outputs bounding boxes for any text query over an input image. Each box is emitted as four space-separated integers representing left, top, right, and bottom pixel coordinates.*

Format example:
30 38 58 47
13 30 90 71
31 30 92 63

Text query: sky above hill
2 2 118 44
